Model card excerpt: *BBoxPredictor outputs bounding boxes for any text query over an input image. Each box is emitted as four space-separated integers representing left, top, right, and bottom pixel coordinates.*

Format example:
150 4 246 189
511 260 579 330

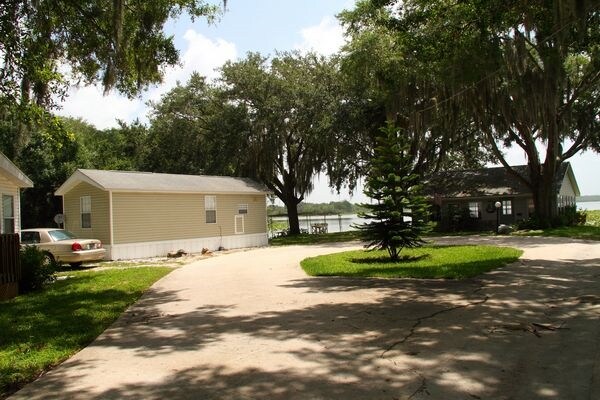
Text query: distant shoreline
578 196 600 202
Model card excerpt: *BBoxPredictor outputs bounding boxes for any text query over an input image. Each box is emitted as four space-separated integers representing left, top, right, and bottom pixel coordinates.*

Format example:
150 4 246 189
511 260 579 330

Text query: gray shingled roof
56 169 269 195
423 163 572 198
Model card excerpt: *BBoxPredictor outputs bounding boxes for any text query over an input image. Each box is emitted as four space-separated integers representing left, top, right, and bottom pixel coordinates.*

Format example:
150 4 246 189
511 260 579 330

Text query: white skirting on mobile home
104 232 268 260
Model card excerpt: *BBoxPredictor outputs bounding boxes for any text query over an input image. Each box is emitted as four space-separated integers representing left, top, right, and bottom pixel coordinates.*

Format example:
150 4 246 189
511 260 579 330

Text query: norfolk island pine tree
354 122 430 261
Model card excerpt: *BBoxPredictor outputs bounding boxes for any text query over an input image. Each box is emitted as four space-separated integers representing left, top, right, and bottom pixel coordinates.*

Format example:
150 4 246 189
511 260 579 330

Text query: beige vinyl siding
218 194 267 235
0 174 20 233
112 192 267 244
63 182 110 244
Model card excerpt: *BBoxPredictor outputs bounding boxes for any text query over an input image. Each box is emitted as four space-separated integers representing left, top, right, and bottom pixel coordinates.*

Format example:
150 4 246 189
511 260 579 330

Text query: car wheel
42 252 55 266
70 262 83 268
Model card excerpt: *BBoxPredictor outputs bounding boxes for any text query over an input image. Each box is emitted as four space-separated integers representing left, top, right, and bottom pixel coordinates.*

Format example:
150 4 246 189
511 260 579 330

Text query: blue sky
169 1 353 55
57 0 599 200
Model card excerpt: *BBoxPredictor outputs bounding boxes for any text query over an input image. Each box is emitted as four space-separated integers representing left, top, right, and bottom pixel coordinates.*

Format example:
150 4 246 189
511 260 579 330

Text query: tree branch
561 134 588 161
485 129 532 189
559 70 600 119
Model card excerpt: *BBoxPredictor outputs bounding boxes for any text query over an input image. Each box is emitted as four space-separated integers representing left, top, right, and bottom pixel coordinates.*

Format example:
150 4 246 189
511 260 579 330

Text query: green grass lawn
0 267 172 397
511 210 600 241
301 245 523 279
513 225 600 241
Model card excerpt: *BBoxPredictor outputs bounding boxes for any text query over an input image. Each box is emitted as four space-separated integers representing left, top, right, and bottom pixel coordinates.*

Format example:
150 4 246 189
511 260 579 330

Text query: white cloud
147 29 237 103
296 16 345 56
56 31 237 129
56 86 145 130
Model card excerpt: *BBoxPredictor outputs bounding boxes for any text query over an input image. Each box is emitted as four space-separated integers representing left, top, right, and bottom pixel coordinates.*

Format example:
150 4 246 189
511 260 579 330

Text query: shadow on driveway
10 241 600 400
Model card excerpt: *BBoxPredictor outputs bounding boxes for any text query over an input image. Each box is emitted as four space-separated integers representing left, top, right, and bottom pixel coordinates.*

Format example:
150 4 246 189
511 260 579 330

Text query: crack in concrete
407 376 428 399
380 295 489 358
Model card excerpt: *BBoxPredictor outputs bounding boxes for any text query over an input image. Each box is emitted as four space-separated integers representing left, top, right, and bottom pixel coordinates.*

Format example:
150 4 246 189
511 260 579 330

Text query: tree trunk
285 199 301 235
530 163 559 228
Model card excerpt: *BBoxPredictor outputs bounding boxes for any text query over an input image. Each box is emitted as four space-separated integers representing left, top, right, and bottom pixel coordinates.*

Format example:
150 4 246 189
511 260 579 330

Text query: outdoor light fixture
495 201 502 234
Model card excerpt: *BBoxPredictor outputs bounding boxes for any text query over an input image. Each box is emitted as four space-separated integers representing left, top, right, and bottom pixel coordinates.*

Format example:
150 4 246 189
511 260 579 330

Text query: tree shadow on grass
0 272 176 398
350 253 430 264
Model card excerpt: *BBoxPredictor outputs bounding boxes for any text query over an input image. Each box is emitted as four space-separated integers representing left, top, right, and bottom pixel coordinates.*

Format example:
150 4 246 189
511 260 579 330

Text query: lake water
271 201 600 235
579 201 600 211
269 214 364 234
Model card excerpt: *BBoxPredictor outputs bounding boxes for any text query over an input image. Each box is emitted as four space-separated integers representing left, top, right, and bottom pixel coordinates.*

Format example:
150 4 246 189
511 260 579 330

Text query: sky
56 0 599 202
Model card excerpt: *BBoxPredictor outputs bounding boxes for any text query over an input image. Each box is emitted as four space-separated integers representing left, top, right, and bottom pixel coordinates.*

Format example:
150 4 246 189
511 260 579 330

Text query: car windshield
48 230 78 241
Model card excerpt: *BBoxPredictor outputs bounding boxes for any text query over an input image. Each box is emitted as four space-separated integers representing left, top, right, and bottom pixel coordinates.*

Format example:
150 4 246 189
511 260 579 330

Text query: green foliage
0 1 221 186
63 117 148 171
575 209 588 226
0 112 81 227
585 210 600 227
18 246 57 293
336 1 491 182
0 1 220 109
513 210 600 240
268 219 289 233
343 0 599 222
1 267 172 397
300 245 523 279
219 52 344 234
517 206 586 230
355 123 430 260
142 74 241 175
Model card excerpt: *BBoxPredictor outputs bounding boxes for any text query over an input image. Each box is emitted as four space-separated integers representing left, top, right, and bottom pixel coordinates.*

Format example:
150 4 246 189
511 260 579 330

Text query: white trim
0 152 33 188
205 195 217 224
108 191 114 246
235 215 245 234
105 233 268 260
502 199 513 215
55 170 104 195
1 193 15 234
16 190 21 234
80 195 92 229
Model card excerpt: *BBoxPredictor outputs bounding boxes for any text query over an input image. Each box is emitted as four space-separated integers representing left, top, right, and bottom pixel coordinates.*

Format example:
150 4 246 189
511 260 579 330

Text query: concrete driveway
11 236 600 399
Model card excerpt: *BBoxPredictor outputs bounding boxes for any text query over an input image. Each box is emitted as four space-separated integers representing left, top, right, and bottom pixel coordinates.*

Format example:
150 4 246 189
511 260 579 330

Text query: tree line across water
268 201 366 217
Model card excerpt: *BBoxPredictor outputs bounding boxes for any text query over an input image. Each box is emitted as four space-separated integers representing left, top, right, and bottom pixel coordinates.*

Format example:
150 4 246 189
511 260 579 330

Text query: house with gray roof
424 163 580 230
55 169 269 260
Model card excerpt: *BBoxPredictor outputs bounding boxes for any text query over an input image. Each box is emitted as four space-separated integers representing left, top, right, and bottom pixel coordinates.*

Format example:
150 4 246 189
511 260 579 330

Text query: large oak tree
220 52 343 234
336 1 491 186
346 0 599 225
1 0 221 156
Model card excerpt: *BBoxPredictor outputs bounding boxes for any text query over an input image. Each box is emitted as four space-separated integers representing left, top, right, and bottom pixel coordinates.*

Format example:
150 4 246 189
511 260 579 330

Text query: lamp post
495 201 502 234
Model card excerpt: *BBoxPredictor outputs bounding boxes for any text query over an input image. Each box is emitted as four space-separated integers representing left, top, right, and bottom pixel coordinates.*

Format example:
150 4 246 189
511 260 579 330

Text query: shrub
19 246 58 293
575 209 587 225
556 205 578 226
518 206 585 229
586 210 600 227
